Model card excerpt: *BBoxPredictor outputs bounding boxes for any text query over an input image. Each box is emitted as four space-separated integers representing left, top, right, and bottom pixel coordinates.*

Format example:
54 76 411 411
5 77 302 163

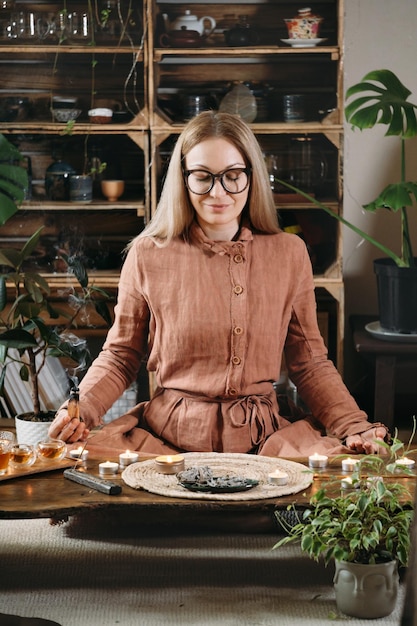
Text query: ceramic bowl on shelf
51 108 82 122
52 96 78 109
88 107 113 123
101 179 125 201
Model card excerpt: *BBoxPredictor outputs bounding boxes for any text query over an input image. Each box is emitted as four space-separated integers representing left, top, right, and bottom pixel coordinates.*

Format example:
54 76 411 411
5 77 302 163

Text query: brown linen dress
72 222 383 458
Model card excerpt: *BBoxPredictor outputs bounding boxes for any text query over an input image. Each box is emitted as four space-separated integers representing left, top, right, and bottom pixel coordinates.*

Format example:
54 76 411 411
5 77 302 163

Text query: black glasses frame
183 167 251 195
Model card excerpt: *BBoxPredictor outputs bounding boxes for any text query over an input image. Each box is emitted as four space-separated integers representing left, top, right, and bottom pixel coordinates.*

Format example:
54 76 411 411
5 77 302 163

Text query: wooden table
351 315 417 431
0 456 415 534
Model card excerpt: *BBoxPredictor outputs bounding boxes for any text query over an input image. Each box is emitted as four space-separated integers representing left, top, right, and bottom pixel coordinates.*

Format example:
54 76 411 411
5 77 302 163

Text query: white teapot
162 10 216 37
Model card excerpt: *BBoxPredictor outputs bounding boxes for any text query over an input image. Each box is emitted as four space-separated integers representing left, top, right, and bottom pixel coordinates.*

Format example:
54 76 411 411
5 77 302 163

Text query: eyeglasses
183 167 251 195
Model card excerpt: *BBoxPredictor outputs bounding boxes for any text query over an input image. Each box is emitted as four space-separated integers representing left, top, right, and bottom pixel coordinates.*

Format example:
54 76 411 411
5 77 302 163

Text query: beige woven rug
0 518 407 626
122 452 313 501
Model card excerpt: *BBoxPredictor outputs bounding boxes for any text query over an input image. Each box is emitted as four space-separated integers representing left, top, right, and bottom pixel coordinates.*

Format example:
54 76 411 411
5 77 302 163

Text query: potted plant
0 227 112 443
273 438 414 618
279 69 417 333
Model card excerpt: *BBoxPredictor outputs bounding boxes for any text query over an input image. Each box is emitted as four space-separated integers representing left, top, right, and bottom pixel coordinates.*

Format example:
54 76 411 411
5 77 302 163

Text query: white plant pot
334 559 399 619
14 412 55 446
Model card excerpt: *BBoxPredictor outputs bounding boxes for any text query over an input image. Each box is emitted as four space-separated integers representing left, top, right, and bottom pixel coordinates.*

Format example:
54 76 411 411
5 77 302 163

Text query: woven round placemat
121 452 313 501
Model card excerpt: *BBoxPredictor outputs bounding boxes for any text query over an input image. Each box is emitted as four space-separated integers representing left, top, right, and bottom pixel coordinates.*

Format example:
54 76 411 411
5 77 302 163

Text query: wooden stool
351 315 417 431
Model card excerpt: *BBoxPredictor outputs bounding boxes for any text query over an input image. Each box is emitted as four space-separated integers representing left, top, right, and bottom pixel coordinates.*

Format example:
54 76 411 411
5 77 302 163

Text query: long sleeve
77 244 151 426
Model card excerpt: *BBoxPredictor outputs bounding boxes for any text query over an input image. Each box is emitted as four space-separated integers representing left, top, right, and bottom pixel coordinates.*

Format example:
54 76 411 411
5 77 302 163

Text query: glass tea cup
37 439 67 462
0 431 15 475
10 443 37 469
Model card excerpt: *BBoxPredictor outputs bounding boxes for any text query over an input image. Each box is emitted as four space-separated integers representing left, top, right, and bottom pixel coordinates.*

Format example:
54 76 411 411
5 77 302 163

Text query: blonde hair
134 111 279 245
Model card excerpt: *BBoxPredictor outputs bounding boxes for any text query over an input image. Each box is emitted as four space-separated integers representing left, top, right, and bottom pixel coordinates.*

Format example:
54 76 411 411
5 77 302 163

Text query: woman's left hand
345 426 388 454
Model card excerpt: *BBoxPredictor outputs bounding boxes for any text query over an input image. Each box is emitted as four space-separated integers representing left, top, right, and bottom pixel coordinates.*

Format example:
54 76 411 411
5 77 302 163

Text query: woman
49 111 388 457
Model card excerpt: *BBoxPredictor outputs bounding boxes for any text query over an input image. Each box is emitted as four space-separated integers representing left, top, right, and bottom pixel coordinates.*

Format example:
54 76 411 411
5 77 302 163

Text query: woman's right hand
48 408 90 443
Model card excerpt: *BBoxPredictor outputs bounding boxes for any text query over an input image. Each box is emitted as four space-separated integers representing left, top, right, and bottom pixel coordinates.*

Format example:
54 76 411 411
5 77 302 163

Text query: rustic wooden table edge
0 456 414 534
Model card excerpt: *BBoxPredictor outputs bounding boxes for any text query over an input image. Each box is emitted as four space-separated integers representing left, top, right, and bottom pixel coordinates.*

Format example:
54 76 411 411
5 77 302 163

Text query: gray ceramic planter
333 559 398 618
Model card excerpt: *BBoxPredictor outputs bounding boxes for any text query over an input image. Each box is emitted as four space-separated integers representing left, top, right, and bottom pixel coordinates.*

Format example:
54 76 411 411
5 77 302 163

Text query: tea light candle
98 461 119 476
267 469 289 485
341 476 358 489
154 454 185 475
308 452 328 469
119 449 139 467
69 446 89 462
395 457 415 470
341 457 360 472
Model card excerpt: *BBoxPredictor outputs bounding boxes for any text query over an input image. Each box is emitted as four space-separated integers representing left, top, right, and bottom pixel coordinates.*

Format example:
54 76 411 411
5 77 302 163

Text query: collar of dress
189 220 253 256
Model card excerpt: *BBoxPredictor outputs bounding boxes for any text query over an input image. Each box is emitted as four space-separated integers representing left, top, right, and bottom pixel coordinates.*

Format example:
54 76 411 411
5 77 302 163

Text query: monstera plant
344 69 417 268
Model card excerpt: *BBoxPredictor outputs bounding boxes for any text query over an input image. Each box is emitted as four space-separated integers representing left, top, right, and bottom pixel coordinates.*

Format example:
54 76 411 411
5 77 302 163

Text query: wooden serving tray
0 457 74 481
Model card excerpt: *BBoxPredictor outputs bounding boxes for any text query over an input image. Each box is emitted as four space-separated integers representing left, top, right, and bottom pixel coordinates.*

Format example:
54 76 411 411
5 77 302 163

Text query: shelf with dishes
4 132 149 220
0 42 146 131
150 55 340 129
152 1 340 48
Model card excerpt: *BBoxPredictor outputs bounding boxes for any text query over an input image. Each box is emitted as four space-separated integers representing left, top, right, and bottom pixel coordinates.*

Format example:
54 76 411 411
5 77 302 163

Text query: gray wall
343 0 417 383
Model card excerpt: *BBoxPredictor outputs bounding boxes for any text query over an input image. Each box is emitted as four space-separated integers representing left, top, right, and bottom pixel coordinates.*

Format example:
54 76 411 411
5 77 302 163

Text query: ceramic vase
333 559 398 619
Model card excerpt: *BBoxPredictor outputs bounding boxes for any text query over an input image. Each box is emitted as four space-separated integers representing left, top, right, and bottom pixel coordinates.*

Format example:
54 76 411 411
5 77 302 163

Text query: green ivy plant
279 69 417 268
0 227 112 418
273 438 414 567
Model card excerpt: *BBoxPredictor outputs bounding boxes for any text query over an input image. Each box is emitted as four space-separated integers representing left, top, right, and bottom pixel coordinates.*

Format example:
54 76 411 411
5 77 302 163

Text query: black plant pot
374 258 417 333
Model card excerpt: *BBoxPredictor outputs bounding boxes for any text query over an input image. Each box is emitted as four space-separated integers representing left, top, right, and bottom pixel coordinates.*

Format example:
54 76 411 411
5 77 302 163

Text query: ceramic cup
37 439 67 462
69 174 93 203
284 8 323 39
101 179 125 201
10 443 37 469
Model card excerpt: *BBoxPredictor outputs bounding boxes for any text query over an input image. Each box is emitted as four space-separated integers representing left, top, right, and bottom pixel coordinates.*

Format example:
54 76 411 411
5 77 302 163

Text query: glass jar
288 136 327 194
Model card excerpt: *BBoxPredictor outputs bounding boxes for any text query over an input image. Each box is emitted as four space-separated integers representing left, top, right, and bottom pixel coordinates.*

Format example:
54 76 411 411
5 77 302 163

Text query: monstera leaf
345 69 417 138
0 133 28 225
